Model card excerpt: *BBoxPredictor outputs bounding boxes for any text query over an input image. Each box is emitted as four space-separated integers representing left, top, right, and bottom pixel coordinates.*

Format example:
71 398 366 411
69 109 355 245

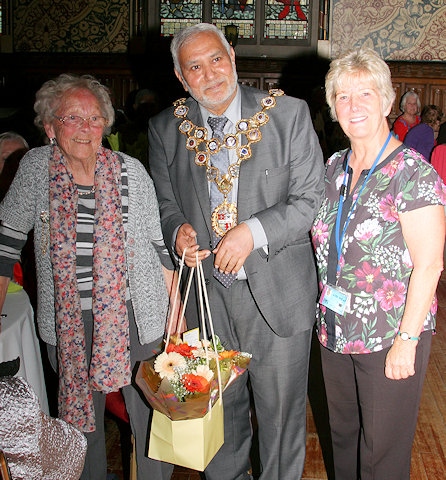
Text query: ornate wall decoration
331 0 446 61
13 0 129 53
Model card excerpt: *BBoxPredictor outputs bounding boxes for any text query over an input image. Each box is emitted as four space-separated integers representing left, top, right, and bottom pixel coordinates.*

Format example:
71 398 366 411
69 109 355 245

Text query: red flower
378 194 399 222
182 374 211 394
166 342 196 358
374 279 406 312
354 262 384 293
343 340 370 354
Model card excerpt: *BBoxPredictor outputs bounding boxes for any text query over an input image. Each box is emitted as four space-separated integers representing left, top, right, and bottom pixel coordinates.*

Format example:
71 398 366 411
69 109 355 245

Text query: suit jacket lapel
186 99 213 238
238 87 265 220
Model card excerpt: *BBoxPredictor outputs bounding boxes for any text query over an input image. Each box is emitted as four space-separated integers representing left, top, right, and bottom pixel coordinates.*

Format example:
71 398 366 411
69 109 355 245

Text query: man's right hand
176 223 211 267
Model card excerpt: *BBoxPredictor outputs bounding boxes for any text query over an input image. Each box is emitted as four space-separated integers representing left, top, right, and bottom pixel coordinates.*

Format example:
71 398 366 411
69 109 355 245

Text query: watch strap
398 331 420 341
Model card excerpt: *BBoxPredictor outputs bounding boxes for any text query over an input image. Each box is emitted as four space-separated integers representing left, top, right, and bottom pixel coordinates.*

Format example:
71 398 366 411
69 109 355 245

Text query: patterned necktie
207 116 237 288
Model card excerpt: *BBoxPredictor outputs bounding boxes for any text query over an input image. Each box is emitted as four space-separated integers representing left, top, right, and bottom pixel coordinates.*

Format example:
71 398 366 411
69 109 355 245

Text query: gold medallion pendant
211 200 238 238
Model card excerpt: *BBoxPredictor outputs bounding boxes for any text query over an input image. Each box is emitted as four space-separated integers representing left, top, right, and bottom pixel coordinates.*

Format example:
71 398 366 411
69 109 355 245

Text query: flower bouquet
135 258 251 470
136 334 251 421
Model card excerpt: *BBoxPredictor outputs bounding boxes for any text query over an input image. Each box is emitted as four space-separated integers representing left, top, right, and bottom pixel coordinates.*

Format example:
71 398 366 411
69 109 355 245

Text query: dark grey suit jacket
149 85 324 337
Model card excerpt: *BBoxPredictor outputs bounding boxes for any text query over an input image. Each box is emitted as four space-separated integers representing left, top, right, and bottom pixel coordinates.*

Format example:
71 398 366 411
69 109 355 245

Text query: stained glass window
0 1 3 35
160 0 203 37
212 0 256 40
264 0 310 40
151 0 319 54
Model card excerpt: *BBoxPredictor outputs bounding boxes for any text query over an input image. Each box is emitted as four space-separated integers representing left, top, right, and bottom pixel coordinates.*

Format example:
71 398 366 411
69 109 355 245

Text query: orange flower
166 342 197 358
182 374 211 394
219 350 238 360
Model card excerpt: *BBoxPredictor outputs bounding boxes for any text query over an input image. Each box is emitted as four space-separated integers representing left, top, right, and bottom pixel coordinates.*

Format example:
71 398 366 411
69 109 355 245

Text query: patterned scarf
49 145 131 432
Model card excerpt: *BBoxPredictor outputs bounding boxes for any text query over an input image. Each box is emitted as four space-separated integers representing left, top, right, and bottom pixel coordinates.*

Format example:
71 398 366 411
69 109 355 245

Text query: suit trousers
320 332 432 480
203 277 313 480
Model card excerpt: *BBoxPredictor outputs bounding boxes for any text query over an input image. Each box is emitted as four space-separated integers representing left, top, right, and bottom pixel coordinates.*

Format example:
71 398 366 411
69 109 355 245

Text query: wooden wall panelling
238 78 261 89
95 75 139 112
263 76 281 91
388 78 446 124
430 84 446 118
237 75 281 91
388 61 446 124
390 82 403 120
1 54 445 126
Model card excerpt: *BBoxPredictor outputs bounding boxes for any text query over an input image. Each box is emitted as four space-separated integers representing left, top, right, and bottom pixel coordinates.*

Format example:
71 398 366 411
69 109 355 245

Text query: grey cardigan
0 146 170 346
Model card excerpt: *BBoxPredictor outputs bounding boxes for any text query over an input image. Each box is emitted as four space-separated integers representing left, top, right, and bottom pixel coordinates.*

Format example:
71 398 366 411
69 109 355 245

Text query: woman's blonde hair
325 48 396 121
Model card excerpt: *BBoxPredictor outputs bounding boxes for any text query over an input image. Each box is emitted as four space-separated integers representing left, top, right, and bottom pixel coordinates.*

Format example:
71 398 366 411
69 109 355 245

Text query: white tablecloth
0 288 49 414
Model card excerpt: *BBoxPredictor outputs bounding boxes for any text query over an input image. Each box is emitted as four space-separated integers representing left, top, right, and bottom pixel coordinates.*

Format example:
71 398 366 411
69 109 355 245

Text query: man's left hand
213 223 253 274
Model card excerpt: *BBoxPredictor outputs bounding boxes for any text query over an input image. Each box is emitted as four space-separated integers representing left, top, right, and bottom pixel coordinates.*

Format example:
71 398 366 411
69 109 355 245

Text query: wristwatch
398 331 420 341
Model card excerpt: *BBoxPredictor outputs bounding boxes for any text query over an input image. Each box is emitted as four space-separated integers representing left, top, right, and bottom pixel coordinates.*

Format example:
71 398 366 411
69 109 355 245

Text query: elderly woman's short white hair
399 91 421 114
325 48 396 122
33 73 115 136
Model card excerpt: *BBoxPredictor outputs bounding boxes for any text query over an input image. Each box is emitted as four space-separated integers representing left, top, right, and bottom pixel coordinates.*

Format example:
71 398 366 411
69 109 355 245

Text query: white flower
193 364 214 382
335 172 347 191
402 248 413 268
154 352 186 380
354 218 382 241
201 339 211 348
193 346 219 360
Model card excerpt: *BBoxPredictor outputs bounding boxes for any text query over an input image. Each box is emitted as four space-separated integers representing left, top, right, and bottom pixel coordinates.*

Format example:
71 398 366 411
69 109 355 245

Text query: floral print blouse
311 146 446 354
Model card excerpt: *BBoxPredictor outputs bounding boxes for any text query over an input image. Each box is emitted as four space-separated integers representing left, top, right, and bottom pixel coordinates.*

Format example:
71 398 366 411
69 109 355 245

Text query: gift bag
137 256 227 471
148 397 224 471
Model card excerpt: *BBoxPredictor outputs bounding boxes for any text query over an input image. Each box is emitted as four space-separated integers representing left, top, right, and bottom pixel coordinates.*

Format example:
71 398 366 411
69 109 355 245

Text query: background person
431 121 446 202
391 90 421 141
404 104 443 162
148 23 324 480
0 131 29 175
311 48 445 480
0 73 181 480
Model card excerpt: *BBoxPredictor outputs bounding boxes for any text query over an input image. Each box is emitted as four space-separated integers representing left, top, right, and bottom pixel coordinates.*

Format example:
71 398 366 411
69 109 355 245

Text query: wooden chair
0 450 11 480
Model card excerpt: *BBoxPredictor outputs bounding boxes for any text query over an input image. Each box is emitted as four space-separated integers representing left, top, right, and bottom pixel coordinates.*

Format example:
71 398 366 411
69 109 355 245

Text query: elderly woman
311 48 446 480
392 90 421 141
0 74 180 480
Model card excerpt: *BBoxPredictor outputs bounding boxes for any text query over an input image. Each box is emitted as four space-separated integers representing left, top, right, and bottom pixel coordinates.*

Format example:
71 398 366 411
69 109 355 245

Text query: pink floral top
311 146 446 354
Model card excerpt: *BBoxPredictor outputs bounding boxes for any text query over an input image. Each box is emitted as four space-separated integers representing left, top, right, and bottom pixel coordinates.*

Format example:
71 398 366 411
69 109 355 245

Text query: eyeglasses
54 114 107 128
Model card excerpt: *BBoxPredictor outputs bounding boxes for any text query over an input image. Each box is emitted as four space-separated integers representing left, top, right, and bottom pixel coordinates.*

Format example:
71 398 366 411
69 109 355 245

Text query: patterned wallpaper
10 0 446 60
331 0 446 61
13 0 129 53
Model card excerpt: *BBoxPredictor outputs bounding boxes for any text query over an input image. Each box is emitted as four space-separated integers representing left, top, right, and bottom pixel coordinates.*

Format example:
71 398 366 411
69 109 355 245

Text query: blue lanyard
335 132 392 274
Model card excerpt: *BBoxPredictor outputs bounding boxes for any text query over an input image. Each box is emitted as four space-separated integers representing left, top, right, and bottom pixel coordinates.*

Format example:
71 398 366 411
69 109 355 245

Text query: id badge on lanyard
320 133 392 316
320 284 351 315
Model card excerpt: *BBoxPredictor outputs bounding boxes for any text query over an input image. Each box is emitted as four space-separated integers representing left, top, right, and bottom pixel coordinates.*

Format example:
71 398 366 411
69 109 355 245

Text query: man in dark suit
148 23 324 480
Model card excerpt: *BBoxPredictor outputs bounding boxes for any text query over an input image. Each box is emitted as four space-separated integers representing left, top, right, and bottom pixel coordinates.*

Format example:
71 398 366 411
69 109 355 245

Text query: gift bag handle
196 260 222 402
165 250 223 402
165 249 193 344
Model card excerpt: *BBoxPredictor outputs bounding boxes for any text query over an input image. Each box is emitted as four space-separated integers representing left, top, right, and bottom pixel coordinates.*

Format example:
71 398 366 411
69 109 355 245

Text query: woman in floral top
311 48 446 480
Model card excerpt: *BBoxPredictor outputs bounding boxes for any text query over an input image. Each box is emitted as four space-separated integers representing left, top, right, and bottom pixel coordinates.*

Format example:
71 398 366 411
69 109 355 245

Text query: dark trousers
202 278 312 480
320 332 431 480
48 304 174 480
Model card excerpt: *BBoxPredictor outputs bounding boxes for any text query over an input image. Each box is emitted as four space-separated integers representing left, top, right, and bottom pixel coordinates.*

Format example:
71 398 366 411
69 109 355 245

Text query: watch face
400 332 409 341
